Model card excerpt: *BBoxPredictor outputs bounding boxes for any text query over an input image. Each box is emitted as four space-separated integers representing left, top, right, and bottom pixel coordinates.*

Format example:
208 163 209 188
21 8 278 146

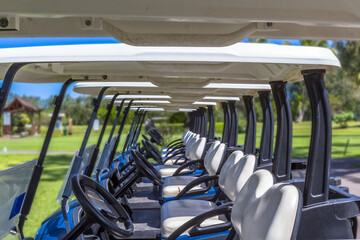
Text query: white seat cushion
184 132 195 145
184 135 199 159
181 130 190 142
162 175 206 198
233 181 301 240
187 137 206 160
231 169 275 237
203 143 226 176
161 199 228 238
155 165 192 178
219 153 256 201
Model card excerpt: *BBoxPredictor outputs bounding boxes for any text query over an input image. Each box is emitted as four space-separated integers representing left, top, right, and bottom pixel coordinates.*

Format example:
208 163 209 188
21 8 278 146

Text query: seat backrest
231 170 275 239
232 172 302 240
184 132 196 145
187 137 207 160
184 134 199 158
218 150 243 182
203 142 226 176
181 130 190 142
207 140 221 153
219 153 257 201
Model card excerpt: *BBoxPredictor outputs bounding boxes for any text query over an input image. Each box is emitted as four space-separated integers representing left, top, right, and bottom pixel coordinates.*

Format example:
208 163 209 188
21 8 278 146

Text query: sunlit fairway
0 121 359 237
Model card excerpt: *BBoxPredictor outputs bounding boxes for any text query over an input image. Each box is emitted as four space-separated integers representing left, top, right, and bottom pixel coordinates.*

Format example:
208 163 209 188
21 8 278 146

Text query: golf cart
0 42 356 240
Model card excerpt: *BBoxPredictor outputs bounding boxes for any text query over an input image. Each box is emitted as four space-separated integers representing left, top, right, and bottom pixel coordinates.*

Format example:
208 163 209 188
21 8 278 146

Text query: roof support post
108 100 125 142
195 110 201 134
133 110 146 145
199 107 207 137
109 100 133 165
60 86 108 231
302 69 331 206
189 112 195 132
18 79 75 238
270 81 292 182
207 105 215 141
85 94 123 176
0 63 27 117
243 96 256 155
192 111 198 133
123 107 139 151
61 86 107 192
203 107 208 137
258 91 274 167
228 100 238 147
221 102 230 144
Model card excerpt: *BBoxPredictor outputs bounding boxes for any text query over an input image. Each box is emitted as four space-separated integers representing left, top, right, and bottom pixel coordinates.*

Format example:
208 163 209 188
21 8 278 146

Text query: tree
169 112 186 123
61 95 93 125
334 112 354 128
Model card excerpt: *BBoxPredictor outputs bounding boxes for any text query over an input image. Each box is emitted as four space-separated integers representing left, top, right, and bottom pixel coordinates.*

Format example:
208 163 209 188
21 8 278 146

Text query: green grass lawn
0 121 359 237
0 154 73 238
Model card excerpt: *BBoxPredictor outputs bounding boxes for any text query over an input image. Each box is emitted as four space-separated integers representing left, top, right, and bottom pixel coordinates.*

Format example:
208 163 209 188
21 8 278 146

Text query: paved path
0 150 74 155
293 158 360 238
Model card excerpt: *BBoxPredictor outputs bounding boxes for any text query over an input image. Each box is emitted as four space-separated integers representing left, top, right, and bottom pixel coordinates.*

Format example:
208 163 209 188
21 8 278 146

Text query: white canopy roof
0 43 339 84
1 0 360 46
0 43 340 111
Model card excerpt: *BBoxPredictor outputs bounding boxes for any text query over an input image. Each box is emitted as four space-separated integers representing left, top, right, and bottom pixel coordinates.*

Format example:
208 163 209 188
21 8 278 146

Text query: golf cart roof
0 43 339 85
113 99 219 112
1 0 360 46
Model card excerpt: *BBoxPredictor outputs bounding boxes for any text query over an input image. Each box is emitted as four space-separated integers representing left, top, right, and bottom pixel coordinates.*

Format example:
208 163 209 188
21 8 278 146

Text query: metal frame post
258 91 274 167
124 108 139 150
18 79 75 237
199 107 207 137
133 110 146 145
85 96 124 176
207 105 215 141
108 101 125 142
189 112 195 132
110 100 133 164
63 87 108 198
243 96 256 154
193 110 200 134
302 69 331 206
221 102 229 144
270 81 292 182
127 109 142 149
228 101 238 147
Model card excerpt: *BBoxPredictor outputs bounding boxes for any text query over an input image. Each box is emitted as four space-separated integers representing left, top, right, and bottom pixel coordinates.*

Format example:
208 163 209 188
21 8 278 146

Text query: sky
0 37 302 100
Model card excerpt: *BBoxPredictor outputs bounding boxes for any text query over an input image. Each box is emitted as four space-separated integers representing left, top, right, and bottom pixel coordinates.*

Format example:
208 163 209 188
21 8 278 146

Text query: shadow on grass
41 155 73 182
5 154 73 182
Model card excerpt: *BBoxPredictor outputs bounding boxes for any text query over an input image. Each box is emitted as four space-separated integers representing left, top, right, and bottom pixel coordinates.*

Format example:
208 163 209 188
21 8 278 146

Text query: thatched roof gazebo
3 97 42 135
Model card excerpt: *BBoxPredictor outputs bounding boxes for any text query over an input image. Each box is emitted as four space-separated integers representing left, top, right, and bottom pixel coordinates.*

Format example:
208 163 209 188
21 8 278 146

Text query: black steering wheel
130 150 163 185
142 134 150 141
142 139 163 164
70 174 134 239
148 129 162 146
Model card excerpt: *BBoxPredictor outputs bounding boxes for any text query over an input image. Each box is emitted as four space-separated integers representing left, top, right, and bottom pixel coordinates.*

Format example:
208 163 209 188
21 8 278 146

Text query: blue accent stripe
9 192 26 220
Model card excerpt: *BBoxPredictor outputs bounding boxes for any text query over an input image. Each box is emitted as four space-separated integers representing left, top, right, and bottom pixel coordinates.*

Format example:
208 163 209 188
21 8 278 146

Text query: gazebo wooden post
31 112 35 135
37 111 41 134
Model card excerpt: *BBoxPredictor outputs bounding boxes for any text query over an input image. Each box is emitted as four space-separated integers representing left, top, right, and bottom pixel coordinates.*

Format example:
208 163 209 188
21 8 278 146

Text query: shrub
334 112 354 128
169 112 186 123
